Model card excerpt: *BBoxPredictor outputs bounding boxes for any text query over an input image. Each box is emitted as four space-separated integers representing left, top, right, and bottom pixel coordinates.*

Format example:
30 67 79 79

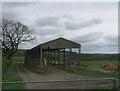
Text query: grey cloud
104 36 118 48
72 32 103 43
35 27 62 37
2 2 35 8
36 17 60 27
81 42 118 53
2 11 19 20
105 35 118 44
65 19 102 30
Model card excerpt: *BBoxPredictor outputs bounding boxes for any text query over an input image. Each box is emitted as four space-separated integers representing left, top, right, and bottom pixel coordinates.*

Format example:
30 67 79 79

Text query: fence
1 77 118 89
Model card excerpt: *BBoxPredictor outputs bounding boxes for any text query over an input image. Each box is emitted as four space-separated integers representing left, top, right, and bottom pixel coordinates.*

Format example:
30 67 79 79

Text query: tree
0 19 35 60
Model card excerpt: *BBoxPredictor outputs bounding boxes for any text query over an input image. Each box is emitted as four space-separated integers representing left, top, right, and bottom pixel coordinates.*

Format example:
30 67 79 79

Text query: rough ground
18 66 113 89
18 66 85 89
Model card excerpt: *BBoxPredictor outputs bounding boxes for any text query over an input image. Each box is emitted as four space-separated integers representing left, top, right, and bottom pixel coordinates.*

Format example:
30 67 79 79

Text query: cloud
2 2 35 8
35 27 61 36
36 16 60 27
105 35 118 44
81 41 118 53
2 11 19 20
72 32 103 43
80 35 118 53
104 35 118 48
2 2 117 53
65 19 103 30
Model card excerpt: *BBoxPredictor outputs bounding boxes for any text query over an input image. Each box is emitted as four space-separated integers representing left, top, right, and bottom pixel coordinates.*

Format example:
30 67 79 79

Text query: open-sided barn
24 37 81 68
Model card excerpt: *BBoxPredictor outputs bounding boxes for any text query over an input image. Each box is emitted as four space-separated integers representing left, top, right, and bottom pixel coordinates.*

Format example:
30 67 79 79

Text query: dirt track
18 67 84 89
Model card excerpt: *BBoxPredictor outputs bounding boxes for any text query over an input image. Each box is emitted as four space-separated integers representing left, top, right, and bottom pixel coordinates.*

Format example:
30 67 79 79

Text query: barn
24 37 81 68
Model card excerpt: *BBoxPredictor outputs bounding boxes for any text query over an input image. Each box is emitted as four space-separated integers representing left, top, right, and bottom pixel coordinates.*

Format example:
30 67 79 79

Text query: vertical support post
50 50 52 64
34 49 35 66
54 50 56 65
40 47 43 67
58 49 60 65
29 51 30 65
24 52 26 64
78 46 81 63
32 50 33 66
70 48 72 64
36 49 38 68
63 48 65 68
32 49 35 66
113 78 117 90
47 49 49 63
48 50 49 64
31 50 32 66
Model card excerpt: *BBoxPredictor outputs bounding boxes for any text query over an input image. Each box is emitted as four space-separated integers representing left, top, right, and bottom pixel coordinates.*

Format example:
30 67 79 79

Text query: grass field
63 56 118 78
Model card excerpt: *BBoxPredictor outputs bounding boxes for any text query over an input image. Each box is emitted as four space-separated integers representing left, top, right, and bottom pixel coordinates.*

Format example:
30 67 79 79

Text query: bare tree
0 19 35 60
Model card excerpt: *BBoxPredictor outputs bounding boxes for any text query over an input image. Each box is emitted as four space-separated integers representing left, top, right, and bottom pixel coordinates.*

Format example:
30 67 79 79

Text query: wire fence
1 77 118 89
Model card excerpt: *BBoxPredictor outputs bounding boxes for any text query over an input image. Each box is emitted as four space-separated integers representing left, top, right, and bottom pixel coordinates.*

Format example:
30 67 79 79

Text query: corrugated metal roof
31 37 81 50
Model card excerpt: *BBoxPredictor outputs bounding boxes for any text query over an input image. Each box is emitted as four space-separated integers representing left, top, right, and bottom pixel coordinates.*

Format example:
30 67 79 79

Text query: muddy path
18 66 113 89
18 66 85 89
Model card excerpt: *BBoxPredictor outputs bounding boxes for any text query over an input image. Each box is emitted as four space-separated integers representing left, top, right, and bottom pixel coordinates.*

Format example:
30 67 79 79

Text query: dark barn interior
24 37 81 68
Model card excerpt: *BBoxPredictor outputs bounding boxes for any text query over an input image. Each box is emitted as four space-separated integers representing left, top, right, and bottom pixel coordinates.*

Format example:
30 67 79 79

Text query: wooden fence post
113 78 118 90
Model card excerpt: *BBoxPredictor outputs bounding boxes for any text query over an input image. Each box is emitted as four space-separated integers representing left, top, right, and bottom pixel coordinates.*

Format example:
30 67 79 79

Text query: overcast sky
1 2 118 53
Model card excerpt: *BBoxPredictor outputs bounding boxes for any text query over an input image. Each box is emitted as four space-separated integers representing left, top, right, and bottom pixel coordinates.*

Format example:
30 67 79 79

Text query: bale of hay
101 63 118 71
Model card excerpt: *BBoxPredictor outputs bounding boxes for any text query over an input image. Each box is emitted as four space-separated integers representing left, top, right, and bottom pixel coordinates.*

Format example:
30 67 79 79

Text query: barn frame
24 37 81 68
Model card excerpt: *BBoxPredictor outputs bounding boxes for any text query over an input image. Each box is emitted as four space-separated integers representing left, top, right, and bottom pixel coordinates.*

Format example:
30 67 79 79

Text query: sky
1 1 119 53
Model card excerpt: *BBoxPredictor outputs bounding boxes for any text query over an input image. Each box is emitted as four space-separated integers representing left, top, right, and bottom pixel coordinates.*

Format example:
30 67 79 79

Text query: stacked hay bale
67 60 87 68
101 63 119 71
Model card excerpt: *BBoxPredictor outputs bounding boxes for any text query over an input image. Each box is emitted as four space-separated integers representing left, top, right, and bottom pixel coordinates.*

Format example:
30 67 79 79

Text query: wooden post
33 49 36 67
33 49 35 66
24 52 26 64
29 51 30 65
70 48 72 64
31 50 32 66
47 49 50 63
49 50 51 64
63 48 65 68
58 49 60 65
54 50 56 65
36 49 38 68
113 78 118 90
32 50 33 66
79 46 81 62
40 47 43 67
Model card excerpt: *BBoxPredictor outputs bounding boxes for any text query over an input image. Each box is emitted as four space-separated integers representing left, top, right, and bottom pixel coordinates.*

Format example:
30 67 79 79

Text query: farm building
24 37 81 68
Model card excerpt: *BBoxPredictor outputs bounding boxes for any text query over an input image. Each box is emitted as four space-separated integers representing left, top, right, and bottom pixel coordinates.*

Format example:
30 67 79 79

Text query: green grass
2 58 25 89
15 57 48 75
64 66 117 77
63 59 118 78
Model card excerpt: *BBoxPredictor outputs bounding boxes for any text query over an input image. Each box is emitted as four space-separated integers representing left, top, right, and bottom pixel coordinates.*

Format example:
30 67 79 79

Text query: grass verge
2 58 25 89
